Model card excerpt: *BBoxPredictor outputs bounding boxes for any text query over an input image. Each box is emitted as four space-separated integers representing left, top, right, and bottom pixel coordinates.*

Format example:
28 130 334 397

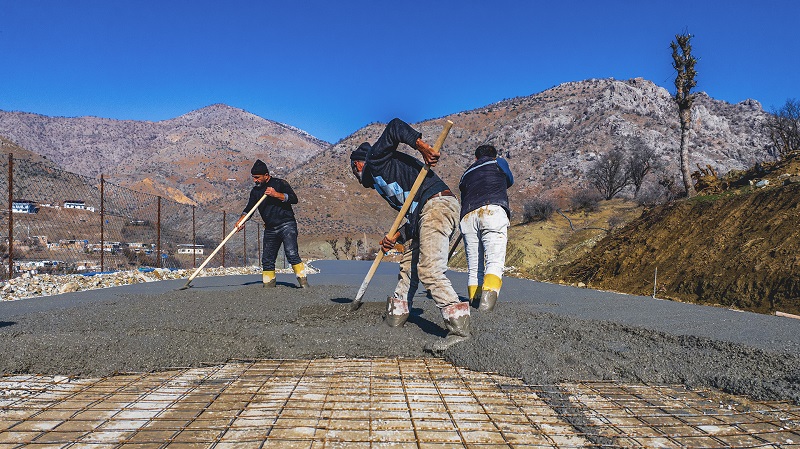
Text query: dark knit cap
350 142 371 161
251 159 269 175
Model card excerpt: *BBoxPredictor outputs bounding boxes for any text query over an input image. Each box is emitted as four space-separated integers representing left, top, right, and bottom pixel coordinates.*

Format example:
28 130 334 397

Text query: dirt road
1 260 798 404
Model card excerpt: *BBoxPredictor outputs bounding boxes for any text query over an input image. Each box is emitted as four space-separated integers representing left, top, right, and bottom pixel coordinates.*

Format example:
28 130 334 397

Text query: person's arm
369 118 423 165
265 179 298 204
235 189 260 231
496 157 514 188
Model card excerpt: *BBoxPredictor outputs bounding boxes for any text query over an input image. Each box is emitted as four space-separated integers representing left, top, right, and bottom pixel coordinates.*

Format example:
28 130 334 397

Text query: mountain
0 78 776 241
290 77 774 236
0 104 329 208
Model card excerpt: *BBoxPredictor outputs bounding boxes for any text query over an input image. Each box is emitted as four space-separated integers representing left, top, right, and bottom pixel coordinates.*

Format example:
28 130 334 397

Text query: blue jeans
262 220 302 271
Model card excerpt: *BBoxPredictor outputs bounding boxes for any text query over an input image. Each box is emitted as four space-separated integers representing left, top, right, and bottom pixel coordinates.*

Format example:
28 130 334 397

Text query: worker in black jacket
458 144 514 311
235 159 309 288
350 118 468 351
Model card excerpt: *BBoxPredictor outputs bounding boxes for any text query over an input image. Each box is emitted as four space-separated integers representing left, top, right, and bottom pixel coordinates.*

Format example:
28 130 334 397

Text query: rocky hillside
559 153 800 315
0 104 329 208
1 77 776 239
290 77 775 236
0 136 96 208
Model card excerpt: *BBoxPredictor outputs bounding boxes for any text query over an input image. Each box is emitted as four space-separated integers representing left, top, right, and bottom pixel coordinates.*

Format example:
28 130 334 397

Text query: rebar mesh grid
0 358 797 448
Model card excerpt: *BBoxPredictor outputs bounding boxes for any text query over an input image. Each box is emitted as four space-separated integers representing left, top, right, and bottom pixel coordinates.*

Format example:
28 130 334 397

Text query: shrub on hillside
635 183 670 207
523 197 557 223
570 190 601 212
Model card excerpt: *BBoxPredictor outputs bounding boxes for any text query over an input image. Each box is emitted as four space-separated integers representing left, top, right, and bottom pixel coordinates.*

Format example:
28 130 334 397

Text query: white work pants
459 205 509 289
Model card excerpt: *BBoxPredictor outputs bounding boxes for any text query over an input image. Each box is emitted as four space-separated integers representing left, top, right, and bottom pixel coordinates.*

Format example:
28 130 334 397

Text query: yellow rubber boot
292 263 309 288
262 270 276 288
479 274 502 311
467 285 482 306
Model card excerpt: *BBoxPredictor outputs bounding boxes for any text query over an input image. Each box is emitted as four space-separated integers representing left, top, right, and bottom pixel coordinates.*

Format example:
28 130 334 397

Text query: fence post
157 196 162 268
100 174 105 272
243 221 247 266
7 154 13 280
257 223 262 267
222 211 226 267
192 205 196 269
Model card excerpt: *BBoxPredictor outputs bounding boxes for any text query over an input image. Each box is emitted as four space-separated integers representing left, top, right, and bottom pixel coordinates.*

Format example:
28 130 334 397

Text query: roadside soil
559 182 800 315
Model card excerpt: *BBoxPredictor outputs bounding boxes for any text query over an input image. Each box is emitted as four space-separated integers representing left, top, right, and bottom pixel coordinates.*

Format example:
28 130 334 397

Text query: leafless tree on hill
326 238 339 260
765 98 800 157
625 136 657 197
588 148 630 200
671 32 698 197
342 236 353 260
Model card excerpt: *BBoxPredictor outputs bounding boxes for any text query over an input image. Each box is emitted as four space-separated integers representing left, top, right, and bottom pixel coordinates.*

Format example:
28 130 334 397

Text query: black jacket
361 118 450 241
241 176 298 228
459 156 514 220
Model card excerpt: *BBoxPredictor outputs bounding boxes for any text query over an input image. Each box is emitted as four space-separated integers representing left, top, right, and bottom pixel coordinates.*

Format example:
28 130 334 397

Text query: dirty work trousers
459 204 509 290
393 195 460 309
262 220 303 271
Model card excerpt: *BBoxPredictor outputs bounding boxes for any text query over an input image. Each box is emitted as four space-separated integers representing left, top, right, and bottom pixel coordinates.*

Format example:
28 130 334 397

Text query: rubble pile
0 264 318 301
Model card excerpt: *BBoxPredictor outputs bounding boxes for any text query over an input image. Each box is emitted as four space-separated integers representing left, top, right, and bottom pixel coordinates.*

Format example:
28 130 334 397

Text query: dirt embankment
560 182 800 315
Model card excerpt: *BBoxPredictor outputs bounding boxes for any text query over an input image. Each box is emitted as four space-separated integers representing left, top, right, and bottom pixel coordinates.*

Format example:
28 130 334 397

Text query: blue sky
1 0 798 143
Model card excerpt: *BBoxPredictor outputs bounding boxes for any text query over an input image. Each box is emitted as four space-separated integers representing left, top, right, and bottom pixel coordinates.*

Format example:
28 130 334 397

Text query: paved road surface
1 260 798 404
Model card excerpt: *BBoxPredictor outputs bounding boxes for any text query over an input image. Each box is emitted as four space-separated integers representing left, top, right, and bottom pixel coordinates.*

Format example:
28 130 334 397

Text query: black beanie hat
251 159 269 175
350 142 371 161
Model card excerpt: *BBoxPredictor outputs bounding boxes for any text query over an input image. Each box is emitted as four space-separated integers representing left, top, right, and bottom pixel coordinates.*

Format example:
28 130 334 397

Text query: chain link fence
2 154 269 279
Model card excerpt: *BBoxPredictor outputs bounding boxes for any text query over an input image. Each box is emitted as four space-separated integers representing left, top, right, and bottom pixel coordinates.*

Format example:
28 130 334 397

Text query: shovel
350 120 454 311
179 193 268 290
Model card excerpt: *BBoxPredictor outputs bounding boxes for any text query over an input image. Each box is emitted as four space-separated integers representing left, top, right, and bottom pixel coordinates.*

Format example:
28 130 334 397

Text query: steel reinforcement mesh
0 358 798 448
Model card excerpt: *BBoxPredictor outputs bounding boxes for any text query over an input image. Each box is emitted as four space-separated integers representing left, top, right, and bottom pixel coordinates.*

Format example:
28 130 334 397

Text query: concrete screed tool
350 120 454 311
179 193 268 290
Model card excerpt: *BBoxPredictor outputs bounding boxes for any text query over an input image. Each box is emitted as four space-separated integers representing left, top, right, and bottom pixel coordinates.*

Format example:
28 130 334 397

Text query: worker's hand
265 187 280 198
380 234 398 253
234 218 245 232
416 138 440 167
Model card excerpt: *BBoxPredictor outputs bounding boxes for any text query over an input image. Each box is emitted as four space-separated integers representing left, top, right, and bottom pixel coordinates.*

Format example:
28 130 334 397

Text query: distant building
11 200 38 214
177 244 205 255
63 200 96 212
87 242 120 254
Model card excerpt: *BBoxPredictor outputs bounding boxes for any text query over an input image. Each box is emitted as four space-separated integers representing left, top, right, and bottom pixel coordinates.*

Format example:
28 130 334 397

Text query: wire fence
1 154 273 279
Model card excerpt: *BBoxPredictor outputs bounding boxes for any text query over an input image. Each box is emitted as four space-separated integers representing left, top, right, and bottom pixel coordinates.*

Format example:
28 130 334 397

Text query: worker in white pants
458 144 514 311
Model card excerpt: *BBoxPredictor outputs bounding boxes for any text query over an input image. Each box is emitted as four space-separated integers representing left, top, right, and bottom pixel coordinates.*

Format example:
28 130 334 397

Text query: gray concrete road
1 260 798 404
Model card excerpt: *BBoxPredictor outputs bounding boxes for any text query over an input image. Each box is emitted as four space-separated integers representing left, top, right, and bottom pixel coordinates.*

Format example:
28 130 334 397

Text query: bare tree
326 238 339 260
671 32 698 197
625 136 657 197
355 239 364 258
588 148 630 200
765 98 800 157
342 236 353 260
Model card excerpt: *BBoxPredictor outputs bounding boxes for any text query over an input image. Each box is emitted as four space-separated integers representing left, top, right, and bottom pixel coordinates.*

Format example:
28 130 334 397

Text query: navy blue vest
458 157 513 220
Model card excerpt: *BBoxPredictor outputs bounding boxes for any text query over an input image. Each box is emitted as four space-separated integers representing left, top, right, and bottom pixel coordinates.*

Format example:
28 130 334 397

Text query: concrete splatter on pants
459 204 509 294
393 196 461 310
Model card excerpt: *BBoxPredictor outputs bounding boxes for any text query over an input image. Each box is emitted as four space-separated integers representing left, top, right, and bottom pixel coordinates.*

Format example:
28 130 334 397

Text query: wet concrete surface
1 260 799 405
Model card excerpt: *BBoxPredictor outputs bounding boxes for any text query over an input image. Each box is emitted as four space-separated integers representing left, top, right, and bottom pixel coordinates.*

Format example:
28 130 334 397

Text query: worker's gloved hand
380 234 397 253
416 138 440 166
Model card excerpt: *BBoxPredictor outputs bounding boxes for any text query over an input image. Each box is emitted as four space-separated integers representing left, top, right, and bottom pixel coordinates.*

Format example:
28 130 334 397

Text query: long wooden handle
351 120 454 308
182 193 268 288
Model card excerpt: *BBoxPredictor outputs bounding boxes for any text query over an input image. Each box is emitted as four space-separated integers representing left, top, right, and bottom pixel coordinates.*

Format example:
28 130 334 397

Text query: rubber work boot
292 263 309 288
428 303 471 352
478 289 498 312
385 296 410 327
262 270 276 288
467 285 482 308
296 276 310 289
